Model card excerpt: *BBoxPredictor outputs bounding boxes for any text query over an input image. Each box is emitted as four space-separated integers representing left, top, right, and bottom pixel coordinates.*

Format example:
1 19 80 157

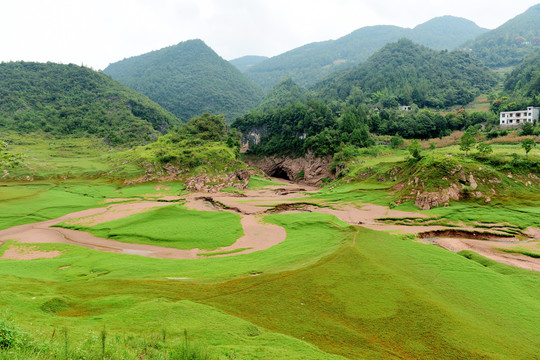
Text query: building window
502 114 505 117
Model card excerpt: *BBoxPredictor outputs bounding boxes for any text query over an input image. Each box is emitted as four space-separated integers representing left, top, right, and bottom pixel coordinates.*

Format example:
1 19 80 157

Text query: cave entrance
269 166 291 180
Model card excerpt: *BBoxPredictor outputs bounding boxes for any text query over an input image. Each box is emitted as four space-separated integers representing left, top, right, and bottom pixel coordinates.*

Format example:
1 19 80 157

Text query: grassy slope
200 227 540 359
57 205 244 251
1 222 538 359
0 213 351 282
1 136 540 359
0 181 187 231
2 132 144 180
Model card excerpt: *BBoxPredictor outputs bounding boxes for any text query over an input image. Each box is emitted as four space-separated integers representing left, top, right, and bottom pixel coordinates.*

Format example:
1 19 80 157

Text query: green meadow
57 205 244 251
1 220 539 359
1 135 539 359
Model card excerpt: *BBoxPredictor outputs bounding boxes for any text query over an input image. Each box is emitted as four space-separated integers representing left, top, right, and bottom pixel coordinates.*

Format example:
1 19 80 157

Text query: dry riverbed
0 179 538 271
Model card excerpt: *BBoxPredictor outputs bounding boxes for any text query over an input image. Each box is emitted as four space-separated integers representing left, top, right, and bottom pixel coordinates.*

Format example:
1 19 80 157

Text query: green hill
257 78 311 111
230 55 269 73
243 16 487 90
463 4 540 68
314 39 497 109
0 62 181 145
104 39 264 122
504 49 540 97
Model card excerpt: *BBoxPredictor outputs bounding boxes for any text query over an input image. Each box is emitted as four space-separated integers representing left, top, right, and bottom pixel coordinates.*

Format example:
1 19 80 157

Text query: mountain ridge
463 4 540 68
104 39 264 122
240 16 488 91
0 61 181 145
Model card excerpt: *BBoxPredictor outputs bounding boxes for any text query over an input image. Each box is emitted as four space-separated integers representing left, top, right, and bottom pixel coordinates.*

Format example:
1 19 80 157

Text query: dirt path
1 178 539 270
0 201 287 260
423 237 540 271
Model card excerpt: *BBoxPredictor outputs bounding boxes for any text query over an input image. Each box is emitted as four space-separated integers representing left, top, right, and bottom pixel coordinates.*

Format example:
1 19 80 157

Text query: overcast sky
1 0 538 70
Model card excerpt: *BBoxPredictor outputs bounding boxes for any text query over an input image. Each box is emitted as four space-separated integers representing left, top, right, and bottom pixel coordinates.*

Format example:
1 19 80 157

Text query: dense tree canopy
504 49 540 97
463 4 540 68
243 17 487 91
0 62 181 145
104 39 264 122
257 78 311 112
314 39 497 109
233 100 366 157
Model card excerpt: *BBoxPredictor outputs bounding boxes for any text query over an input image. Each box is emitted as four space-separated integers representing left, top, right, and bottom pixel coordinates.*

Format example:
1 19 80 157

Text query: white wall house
500 106 539 126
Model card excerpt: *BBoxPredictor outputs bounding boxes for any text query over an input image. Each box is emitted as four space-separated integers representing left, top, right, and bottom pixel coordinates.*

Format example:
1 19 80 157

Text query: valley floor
0 175 539 359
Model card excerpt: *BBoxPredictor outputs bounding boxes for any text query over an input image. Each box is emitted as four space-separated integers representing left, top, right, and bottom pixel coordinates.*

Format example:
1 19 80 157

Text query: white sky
0 0 538 70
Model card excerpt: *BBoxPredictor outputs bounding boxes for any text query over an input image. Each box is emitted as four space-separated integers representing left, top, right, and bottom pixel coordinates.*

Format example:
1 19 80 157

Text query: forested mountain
257 78 311 111
314 39 497 109
242 16 487 91
104 39 264 122
0 62 181 145
504 49 540 97
463 4 540 68
229 55 269 73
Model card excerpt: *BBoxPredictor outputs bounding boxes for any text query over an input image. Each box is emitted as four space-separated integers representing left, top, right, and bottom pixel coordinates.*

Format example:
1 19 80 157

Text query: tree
520 122 534 136
521 138 536 156
390 135 404 149
477 142 493 156
350 125 374 148
407 139 422 160
185 113 226 141
460 133 476 156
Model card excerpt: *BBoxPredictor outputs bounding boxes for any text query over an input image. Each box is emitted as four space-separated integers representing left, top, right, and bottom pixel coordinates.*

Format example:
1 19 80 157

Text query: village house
499 106 539 126
399 105 412 111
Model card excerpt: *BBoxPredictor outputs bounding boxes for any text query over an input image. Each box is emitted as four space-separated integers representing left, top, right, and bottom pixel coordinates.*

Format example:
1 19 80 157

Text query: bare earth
0 178 539 270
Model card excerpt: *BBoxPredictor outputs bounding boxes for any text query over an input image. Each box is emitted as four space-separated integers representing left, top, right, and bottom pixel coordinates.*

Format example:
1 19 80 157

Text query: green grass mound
0 213 351 282
0 182 187 231
57 205 243 251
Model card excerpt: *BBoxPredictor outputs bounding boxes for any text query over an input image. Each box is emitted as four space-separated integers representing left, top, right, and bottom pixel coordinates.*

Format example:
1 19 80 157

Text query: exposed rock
185 170 251 193
414 183 461 210
240 126 268 152
469 174 478 190
245 151 333 185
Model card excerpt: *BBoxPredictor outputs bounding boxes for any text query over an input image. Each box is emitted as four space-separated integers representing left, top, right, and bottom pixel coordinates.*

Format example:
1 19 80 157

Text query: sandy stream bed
0 179 539 271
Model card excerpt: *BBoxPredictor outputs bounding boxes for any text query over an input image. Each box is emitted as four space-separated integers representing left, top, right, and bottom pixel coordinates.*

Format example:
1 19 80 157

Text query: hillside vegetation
463 4 540 68
243 16 487 90
257 78 311 111
229 55 269 72
104 40 264 122
503 48 540 97
315 39 497 109
0 62 181 145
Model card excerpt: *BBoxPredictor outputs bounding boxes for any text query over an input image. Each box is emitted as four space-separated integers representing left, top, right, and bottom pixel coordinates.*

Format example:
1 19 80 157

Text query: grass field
1 223 538 359
56 205 244 251
1 134 540 359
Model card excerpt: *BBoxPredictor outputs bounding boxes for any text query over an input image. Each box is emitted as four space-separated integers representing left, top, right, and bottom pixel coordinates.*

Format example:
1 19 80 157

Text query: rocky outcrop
245 151 333 185
414 183 461 210
185 170 250 193
240 126 268 153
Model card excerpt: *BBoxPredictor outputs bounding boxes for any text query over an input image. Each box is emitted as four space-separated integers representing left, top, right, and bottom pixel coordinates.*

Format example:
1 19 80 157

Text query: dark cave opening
269 166 291 180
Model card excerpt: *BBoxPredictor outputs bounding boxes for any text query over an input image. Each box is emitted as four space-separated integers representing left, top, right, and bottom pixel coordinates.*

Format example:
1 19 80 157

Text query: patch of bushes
0 318 27 349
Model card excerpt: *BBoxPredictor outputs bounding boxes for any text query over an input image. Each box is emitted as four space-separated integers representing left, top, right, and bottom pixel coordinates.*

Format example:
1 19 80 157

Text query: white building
399 106 412 111
500 106 539 126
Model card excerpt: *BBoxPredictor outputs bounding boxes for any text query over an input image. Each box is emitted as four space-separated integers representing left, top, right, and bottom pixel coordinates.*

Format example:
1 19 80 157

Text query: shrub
0 318 26 349
390 135 404 149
